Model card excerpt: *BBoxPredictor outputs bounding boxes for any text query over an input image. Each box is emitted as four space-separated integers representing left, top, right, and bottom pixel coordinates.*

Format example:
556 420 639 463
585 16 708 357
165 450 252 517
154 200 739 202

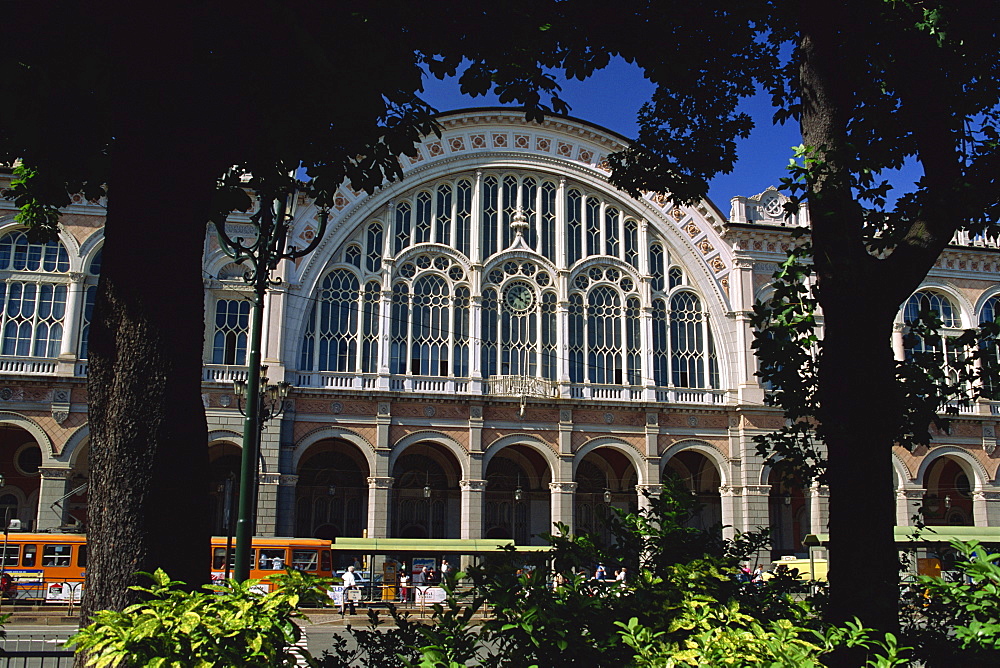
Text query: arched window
605 207 620 258
540 292 558 380
649 244 665 291
0 231 69 272
482 176 499 259
623 219 639 269
568 293 585 382
625 296 642 385
0 231 70 358
670 292 707 388
501 175 518 250
905 290 958 328
435 184 452 246
651 288 717 389
414 191 433 244
652 298 669 386
540 182 557 261
79 248 102 360
586 197 601 257
365 223 383 273
390 283 410 374
500 281 537 376
456 179 473 258
981 295 1000 399
567 189 583 266
212 299 250 365
301 269 360 372
481 287 499 377
394 202 412 255
522 176 538 250
410 274 450 376
361 281 380 373
0 283 66 357
904 290 962 382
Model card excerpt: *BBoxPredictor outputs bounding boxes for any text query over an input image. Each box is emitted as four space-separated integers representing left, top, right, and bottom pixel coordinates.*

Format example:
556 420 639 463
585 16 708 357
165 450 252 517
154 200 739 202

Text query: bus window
1 545 18 567
78 545 88 567
43 545 72 567
212 547 227 570
22 544 36 567
321 550 332 572
291 550 318 572
257 549 285 570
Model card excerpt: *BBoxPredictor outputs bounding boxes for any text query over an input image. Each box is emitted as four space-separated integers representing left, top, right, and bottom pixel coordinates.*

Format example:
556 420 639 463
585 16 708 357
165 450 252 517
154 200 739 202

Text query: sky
419 57 804 210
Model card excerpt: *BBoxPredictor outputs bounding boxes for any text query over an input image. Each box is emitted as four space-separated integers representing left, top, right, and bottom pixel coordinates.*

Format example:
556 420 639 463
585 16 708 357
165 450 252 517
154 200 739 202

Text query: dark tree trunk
80 1 235 620
817 299 901 632
81 136 220 619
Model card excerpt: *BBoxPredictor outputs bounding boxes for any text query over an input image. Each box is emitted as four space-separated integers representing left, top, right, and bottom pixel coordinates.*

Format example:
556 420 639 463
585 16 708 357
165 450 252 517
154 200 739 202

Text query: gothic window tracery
0 231 70 358
301 168 723 391
903 290 963 383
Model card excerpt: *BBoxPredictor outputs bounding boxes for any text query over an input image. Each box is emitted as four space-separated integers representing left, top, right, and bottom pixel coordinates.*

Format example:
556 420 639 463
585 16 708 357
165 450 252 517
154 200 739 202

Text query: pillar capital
460 479 487 493
549 481 577 493
367 476 394 490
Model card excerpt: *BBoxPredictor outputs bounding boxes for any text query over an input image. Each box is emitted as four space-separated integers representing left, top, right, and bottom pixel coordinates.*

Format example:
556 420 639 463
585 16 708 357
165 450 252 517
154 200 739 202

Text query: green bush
68 568 314 667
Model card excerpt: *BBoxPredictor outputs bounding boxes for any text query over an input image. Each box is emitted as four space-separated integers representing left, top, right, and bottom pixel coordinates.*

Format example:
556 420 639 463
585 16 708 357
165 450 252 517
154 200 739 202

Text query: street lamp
214 182 330 582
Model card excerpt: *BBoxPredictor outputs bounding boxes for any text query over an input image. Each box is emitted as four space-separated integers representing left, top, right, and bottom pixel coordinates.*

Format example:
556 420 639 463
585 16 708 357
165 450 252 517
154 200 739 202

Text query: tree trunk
80 135 220 619
80 2 234 619
818 297 901 633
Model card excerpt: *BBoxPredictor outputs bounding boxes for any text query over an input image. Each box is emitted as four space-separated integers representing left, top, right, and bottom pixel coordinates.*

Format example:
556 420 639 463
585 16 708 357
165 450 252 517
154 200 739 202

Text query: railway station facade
1 109 999 558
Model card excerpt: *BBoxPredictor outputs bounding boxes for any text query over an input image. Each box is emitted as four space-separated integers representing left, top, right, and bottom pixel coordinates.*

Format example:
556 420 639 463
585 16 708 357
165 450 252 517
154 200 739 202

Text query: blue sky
420 58 803 210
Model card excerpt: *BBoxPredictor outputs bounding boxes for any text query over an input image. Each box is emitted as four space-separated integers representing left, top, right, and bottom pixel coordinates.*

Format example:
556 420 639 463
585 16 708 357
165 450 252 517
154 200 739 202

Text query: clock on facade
504 283 535 313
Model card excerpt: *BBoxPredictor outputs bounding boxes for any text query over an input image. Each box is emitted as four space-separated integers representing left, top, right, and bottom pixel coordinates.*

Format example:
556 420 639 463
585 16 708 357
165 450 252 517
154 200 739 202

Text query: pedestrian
616 567 627 583
400 570 410 603
441 558 452 578
340 565 358 615
595 564 606 581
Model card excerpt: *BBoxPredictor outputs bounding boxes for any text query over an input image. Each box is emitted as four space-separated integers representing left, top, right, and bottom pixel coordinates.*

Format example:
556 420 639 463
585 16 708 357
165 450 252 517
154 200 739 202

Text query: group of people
340 559 454 614
592 563 628 583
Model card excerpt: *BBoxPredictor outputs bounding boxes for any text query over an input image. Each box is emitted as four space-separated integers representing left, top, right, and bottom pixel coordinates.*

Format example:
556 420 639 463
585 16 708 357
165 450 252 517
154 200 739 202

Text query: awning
803 526 1000 547
331 537 551 553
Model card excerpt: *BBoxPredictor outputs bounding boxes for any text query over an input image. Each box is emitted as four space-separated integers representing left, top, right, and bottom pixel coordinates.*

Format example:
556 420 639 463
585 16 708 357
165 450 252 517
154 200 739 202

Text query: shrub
68 569 313 667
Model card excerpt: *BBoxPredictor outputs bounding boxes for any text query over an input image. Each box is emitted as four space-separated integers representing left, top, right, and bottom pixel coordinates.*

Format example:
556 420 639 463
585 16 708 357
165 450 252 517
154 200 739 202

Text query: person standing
441 559 452 578
340 566 358 615
595 564 606 581
399 570 410 603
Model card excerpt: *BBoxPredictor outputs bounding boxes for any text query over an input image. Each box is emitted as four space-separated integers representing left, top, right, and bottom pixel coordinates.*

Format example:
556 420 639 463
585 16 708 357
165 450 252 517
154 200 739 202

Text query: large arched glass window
587 285 623 384
480 259 556 380
0 231 69 272
212 299 250 365
903 290 962 382
301 269 360 372
670 292 707 388
0 231 70 358
410 274 450 376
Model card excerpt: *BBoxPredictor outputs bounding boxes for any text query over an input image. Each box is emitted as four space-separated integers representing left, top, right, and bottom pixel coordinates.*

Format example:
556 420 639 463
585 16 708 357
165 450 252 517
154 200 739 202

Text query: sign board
45 581 83 603
414 586 446 605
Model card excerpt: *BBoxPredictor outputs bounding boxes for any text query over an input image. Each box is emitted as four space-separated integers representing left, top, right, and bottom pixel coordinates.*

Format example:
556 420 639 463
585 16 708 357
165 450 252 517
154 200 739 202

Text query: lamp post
214 183 330 582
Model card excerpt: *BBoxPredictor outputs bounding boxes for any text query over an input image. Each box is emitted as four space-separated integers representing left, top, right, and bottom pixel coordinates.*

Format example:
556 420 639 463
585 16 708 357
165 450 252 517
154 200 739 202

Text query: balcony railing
0 356 59 376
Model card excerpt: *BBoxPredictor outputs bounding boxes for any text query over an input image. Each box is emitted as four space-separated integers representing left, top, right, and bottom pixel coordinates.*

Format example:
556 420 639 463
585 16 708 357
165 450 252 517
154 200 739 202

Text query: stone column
367 477 394 539
36 467 72 531
719 485 743 541
275 474 299 536
635 484 663 514
549 481 577 535
459 479 487 539
808 483 830 536
59 273 86 359
256 472 280 536
891 322 907 362
742 485 772 533
896 488 925 527
976 490 1000 526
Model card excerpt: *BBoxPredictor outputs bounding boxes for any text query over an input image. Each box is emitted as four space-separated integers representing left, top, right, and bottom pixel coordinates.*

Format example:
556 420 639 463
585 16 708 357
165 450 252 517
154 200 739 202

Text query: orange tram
0 534 334 603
